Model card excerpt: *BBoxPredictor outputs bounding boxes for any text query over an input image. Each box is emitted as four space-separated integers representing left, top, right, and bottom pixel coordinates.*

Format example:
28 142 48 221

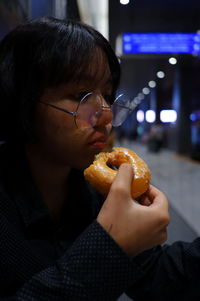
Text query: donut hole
108 152 132 170
107 162 118 170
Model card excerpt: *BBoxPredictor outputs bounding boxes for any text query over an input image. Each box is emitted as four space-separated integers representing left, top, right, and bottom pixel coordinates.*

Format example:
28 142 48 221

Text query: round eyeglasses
39 92 132 129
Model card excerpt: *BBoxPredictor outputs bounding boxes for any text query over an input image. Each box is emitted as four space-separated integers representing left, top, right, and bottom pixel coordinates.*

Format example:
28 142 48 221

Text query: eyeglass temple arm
39 101 76 115
102 104 130 109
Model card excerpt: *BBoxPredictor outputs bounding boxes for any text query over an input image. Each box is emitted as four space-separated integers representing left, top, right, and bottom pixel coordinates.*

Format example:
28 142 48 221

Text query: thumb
108 163 134 200
97 163 134 232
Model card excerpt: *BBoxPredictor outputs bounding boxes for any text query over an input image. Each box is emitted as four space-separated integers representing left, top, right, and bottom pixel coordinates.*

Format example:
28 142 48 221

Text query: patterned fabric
0 143 142 300
15 222 143 301
0 143 200 300
126 238 200 300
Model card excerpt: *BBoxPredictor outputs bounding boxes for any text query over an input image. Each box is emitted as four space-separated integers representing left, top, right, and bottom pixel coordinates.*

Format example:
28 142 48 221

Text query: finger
147 184 161 197
148 184 169 210
146 184 165 202
109 163 134 198
138 194 152 206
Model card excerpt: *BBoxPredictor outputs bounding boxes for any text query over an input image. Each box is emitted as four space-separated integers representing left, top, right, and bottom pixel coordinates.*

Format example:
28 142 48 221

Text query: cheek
36 107 74 139
35 107 76 155
34 107 95 167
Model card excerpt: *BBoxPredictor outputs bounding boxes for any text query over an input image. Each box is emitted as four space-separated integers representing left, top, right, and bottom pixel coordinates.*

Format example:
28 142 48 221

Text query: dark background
108 0 200 157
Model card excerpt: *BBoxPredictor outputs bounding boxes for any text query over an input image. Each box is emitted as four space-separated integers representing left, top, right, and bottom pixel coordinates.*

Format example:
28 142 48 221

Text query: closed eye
68 92 113 104
103 94 114 105
69 92 91 101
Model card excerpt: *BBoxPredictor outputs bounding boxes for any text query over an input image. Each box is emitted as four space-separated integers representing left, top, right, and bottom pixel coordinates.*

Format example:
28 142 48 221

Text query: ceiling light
137 110 144 123
138 93 145 100
160 110 177 123
146 110 156 123
168 57 177 65
148 80 156 88
134 97 141 105
156 71 165 78
120 0 130 5
142 87 150 95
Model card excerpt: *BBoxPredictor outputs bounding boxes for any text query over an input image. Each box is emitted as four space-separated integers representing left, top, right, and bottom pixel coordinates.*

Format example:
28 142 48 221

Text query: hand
97 163 170 257
137 187 158 206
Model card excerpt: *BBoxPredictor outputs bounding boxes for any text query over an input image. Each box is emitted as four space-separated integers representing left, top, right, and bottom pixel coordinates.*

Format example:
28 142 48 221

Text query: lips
88 136 108 150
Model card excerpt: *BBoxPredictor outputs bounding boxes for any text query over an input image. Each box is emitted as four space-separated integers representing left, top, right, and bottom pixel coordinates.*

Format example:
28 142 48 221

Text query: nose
94 96 113 127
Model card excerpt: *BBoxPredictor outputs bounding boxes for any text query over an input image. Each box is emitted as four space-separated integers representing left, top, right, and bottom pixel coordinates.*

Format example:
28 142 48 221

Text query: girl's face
33 53 114 169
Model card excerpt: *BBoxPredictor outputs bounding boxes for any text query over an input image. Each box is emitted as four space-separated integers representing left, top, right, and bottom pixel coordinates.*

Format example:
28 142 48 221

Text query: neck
25 145 71 222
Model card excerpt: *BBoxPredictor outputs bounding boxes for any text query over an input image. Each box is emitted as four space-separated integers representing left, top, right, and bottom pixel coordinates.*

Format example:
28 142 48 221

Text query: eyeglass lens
75 92 131 129
75 93 106 128
111 94 131 127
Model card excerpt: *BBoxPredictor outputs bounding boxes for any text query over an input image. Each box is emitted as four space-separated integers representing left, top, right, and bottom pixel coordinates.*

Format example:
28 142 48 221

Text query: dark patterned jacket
0 143 199 300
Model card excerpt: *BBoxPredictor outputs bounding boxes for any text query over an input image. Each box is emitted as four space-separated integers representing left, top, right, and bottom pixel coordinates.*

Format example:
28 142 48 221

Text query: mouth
89 141 107 149
88 137 108 150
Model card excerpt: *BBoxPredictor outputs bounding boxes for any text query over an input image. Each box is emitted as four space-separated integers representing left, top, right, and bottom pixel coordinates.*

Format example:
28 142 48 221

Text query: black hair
0 17 121 143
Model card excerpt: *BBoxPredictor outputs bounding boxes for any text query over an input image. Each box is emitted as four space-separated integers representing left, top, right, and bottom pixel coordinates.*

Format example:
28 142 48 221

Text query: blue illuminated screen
123 33 200 54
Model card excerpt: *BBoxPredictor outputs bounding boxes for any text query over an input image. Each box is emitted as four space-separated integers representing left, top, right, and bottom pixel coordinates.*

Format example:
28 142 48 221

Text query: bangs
47 29 97 84
33 20 120 97
71 47 112 86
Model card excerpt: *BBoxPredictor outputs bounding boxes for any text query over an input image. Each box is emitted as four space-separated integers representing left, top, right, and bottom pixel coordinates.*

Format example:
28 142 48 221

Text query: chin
82 158 94 169
72 155 95 170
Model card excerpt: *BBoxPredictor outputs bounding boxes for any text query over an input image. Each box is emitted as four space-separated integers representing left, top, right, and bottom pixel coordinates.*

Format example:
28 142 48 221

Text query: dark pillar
171 59 192 155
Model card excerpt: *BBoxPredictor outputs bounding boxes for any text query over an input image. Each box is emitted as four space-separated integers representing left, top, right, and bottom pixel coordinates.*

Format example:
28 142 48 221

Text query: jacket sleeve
0 214 144 301
126 238 200 301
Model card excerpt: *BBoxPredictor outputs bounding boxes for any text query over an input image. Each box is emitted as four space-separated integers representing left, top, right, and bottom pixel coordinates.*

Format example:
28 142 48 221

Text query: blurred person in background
147 123 165 153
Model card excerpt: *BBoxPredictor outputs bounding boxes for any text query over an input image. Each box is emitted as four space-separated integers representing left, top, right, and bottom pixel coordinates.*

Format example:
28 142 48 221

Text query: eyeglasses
39 92 132 129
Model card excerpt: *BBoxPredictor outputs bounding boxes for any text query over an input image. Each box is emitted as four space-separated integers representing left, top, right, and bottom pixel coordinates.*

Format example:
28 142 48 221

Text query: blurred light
146 110 156 123
168 57 177 65
136 110 144 123
120 0 130 4
193 44 200 51
160 110 177 123
142 87 150 95
77 0 109 39
137 125 143 136
148 80 156 88
134 97 141 105
156 71 165 78
190 110 200 122
130 101 137 110
138 93 145 100
124 44 132 52
190 113 196 122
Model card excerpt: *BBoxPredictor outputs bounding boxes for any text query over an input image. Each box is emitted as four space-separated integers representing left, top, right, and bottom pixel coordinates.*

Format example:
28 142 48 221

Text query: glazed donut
84 147 151 199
